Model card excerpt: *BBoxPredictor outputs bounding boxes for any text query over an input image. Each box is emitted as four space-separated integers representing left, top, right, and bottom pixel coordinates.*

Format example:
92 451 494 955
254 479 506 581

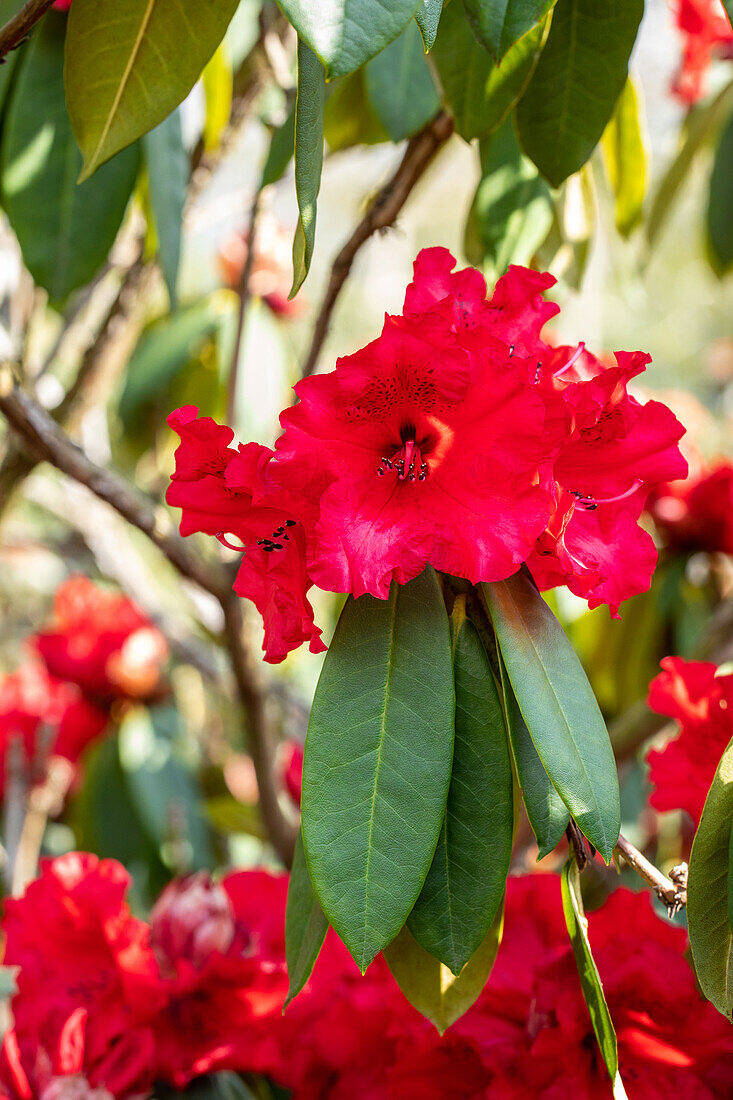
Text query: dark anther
377 468 385 476
272 543 284 550
509 344 515 355
285 520 296 527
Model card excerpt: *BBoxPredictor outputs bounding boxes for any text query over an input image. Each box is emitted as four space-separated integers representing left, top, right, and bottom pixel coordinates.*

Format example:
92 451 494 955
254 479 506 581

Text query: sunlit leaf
202 45 233 153
601 77 646 237
291 40 325 297
415 0 443 49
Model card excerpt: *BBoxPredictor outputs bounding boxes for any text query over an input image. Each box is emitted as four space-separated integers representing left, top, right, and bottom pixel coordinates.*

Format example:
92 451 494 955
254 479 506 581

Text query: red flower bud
149 872 237 974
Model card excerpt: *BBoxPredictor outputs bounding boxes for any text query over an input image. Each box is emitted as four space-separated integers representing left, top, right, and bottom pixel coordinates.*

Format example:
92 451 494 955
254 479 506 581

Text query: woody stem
0 0 55 61
615 833 687 913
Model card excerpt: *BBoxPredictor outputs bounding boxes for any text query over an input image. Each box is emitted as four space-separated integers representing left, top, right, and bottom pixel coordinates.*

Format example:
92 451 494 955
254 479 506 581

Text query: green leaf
707 107 733 276
142 109 187 309
64 0 239 179
323 70 389 151
516 0 643 187
302 567 455 972
277 0 421 78
1 14 139 303
433 2 548 142
365 21 440 142
561 861 628 1097
291 40 325 297
600 77 645 237
724 1 733 29
464 120 553 274
408 614 513 974
482 571 620 862
285 829 329 1007
415 0 443 49
384 900 504 1033
687 734 733 1019
646 79 733 248
201 45 232 153
261 104 296 188
0 0 23 121
463 0 557 60
500 657 569 859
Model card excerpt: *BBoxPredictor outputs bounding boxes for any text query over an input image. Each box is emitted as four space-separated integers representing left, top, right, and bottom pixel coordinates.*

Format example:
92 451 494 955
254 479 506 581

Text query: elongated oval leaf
561 860 627 1096
285 829 328 1007
364 21 440 142
433 2 548 142
516 0 643 187
482 571 620 862
302 567 455 972
1 15 138 303
65 0 239 180
601 77 645 238
408 616 513 974
687 734 733 1019
142 108 187 309
291 40 325 297
500 656 569 859
464 0 557 61
278 0 421 78
707 108 733 276
384 901 504 1033
261 104 296 189
415 0 443 50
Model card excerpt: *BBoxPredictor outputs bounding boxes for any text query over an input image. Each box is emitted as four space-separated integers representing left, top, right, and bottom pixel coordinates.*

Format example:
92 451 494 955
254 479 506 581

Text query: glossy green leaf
415 0 443 49
323 71 389 152
277 0 421 78
433 2 548 142
516 0 643 187
291 40 325 297
142 109 187 309
562 861 628 1097
285 829 329 1007
1 15 138 303
261 104 296 188
408 614 513 974
647 79 733 248
65 0 239 179
482 571 620 862
464 121 553 274
385 900 504 1033
707 108 733 276
601 77 645 237
500 657 569 859
365 21 440 142
687 734 733 1019
302 567 455 972
463 0 557 60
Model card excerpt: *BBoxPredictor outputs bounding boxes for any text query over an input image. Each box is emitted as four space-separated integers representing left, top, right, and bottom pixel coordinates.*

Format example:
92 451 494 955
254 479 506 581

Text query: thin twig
12 757 74 896
226 188 263 426
0 367 297 865
566 820 589 871
300 110 454 379
0 0 54 60
616 833 687 916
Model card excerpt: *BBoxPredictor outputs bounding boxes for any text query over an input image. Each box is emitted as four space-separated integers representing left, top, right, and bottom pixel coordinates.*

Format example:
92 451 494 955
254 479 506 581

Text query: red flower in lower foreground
166 406 325 663
647 460 733 555
672 0 733 104
32 578 168 705
646 657 733 824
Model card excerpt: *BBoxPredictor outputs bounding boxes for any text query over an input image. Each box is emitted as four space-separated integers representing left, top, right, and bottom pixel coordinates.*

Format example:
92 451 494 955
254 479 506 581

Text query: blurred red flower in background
672 0 733 104
646 657 733 824
648 460 733 556
218 215 304 318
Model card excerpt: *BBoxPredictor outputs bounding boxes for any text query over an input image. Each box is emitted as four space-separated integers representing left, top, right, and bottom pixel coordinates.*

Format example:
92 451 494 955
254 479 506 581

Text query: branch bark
0 367 297 864
616 833 687 916
300 110 454 379
0 0 54 61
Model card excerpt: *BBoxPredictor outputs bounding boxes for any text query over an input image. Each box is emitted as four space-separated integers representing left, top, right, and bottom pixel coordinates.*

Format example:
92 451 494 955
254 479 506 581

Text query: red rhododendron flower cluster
647 460 733 555
672 0 733 103
646 656 733 824
168 248 686 659
3 856 732 1100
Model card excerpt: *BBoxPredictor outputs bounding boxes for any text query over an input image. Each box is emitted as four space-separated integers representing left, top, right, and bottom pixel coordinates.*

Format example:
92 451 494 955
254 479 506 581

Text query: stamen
554 342 586 378
376 437 429 484
571 479 643 510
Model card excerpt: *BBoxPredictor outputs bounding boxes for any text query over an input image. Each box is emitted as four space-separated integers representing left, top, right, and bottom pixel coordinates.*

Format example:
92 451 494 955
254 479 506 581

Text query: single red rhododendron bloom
280 739 303 807
646 657 733 824
648 460 733 555
52 0 72 9
32 578 167 705
165 405 325 663
672 0 733 103
0 664 107 796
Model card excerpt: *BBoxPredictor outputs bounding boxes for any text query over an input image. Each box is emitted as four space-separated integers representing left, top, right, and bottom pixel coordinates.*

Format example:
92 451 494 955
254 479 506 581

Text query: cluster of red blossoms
0 578 167 798
1 854 731 1100
168 248 687 662
646 656 733 825
648 459 733 556
672 0 733 103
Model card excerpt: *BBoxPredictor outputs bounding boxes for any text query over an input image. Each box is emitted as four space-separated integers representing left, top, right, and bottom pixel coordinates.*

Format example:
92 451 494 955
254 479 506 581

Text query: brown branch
0 366 297 865
616 833 687 916
226 187 263 426
300 110 454 379
0 0 54 60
